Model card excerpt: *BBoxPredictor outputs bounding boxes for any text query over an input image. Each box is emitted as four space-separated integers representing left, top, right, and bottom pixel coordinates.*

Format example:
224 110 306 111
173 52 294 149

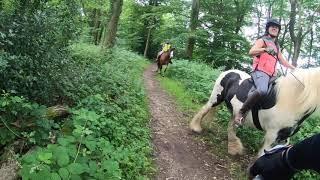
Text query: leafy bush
0 0 82 105
20 46 154 179
0 93 55 146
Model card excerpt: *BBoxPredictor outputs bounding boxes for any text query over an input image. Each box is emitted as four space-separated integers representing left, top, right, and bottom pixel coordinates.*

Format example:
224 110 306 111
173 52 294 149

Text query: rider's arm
249 39 266 56
278 52 295 70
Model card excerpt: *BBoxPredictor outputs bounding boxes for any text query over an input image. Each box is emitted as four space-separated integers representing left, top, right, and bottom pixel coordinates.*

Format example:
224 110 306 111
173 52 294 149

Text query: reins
277 55 305 88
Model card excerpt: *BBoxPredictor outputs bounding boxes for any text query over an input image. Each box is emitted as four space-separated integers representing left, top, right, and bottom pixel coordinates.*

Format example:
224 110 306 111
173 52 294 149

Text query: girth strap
252 107 263 130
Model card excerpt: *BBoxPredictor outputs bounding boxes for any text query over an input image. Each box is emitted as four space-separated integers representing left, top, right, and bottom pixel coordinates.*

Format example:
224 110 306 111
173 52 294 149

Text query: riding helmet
265 18 281 34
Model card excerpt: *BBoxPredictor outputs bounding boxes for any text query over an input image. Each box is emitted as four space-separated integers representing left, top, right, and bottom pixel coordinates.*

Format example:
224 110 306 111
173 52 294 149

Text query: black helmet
265 18 281 34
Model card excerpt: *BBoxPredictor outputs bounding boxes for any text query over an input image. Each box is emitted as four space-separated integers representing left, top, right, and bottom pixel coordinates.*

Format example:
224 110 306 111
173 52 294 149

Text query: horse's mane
276 67 320 114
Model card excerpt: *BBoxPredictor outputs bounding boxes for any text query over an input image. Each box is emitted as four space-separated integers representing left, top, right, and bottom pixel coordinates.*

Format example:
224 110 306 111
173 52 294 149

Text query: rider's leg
234 91 261 125
156 50 163 62
234 70 270 125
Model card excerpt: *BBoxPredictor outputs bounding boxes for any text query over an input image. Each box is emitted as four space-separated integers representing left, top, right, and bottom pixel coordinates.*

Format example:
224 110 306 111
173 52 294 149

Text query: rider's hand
249 147 296 180
264 47 277 56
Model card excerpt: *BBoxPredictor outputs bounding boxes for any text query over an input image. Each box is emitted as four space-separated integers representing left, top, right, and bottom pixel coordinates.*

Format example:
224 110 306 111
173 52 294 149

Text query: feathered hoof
228 139 244 156
189 123 202 133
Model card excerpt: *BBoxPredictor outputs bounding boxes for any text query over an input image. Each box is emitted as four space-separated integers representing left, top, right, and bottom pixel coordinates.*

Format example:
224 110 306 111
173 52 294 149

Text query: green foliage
118 0 146 52
158 76 201 112
118 0 190 58
164 59 221 103
20 45 154 179
0 0 82 105
0 93 55 146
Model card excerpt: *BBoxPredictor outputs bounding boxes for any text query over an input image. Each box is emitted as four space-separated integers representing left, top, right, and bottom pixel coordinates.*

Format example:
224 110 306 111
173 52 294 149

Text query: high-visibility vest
162 44 171 52
252 36 279 76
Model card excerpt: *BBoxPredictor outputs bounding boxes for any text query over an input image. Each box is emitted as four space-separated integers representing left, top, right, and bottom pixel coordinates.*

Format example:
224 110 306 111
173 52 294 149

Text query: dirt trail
143 64 232 180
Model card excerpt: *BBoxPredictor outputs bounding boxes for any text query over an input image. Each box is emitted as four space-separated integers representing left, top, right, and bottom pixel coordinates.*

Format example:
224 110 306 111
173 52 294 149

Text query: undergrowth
1 44 154 179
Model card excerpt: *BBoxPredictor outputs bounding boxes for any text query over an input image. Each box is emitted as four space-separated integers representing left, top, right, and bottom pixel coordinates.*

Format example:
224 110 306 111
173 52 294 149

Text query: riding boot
234 91 261 125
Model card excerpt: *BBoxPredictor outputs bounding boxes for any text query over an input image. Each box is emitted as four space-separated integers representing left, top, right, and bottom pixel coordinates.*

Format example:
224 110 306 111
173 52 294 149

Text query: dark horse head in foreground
157 48 175 76
190 68 320 156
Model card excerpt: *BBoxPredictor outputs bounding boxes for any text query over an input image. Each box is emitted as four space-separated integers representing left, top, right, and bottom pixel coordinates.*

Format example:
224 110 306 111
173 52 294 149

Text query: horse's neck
276 77 320 117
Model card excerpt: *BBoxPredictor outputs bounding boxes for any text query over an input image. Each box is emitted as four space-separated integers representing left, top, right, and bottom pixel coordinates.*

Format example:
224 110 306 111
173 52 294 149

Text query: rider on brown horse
156 41 174 64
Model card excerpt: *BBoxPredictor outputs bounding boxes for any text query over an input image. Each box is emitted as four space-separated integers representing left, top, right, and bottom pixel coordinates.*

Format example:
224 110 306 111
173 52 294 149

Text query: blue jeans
252 70 271 96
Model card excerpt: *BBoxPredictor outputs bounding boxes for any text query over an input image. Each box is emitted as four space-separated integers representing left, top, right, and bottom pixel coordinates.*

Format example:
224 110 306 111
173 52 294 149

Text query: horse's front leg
158 64 163 76
164 64 168 73
258 130 278 156
228 119 244 155
190 103 212 133
156 61 161 72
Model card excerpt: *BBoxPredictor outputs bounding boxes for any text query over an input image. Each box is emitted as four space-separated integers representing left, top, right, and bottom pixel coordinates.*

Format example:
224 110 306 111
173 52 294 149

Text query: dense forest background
0 0 319 179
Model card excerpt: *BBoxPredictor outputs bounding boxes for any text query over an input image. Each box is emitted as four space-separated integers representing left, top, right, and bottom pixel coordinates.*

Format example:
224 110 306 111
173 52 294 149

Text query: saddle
236 76 278 130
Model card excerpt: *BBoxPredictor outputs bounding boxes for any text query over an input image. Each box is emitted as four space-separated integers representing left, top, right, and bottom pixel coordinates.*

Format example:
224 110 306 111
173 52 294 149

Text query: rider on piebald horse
156 41 174 64
233 18 296 126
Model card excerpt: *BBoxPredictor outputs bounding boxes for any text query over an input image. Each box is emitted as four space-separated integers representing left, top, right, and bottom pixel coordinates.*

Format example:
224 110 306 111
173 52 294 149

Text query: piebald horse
190 68 320 156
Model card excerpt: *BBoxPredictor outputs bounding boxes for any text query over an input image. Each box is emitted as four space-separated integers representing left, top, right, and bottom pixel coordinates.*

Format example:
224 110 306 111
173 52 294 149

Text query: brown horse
156 48 175 76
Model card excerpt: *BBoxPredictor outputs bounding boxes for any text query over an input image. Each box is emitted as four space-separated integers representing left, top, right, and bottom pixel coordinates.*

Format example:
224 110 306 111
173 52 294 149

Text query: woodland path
143 64 232 180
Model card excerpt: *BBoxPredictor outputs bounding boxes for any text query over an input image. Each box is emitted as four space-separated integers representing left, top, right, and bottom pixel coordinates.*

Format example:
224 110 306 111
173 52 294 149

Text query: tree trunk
289 0 306 67
255 0 262 38
234 0 252 35
266 0 275 19
80 0 87 17
307 27 313 68
93 9 102 45
103 0 123 48
279 22 289 49
186 0 200 59
144 27 152 58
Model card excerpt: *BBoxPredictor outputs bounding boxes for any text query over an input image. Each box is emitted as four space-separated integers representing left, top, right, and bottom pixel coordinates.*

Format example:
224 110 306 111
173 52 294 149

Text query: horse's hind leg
228 119 244 155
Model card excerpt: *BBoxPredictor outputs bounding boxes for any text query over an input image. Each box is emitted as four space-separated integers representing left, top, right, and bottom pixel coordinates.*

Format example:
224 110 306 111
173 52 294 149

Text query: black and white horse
190 68 320 156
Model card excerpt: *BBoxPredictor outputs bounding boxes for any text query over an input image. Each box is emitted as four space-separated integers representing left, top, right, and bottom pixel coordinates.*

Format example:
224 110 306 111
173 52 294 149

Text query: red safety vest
252 36 279 76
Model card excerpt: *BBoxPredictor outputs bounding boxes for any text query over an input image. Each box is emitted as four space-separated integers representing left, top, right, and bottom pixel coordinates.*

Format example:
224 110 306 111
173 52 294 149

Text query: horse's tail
190 71 226 132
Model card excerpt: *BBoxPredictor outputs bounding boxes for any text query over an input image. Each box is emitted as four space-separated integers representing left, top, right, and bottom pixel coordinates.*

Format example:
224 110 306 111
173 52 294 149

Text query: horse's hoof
228 140 244 155
191 129 202 134
190 125 202 133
